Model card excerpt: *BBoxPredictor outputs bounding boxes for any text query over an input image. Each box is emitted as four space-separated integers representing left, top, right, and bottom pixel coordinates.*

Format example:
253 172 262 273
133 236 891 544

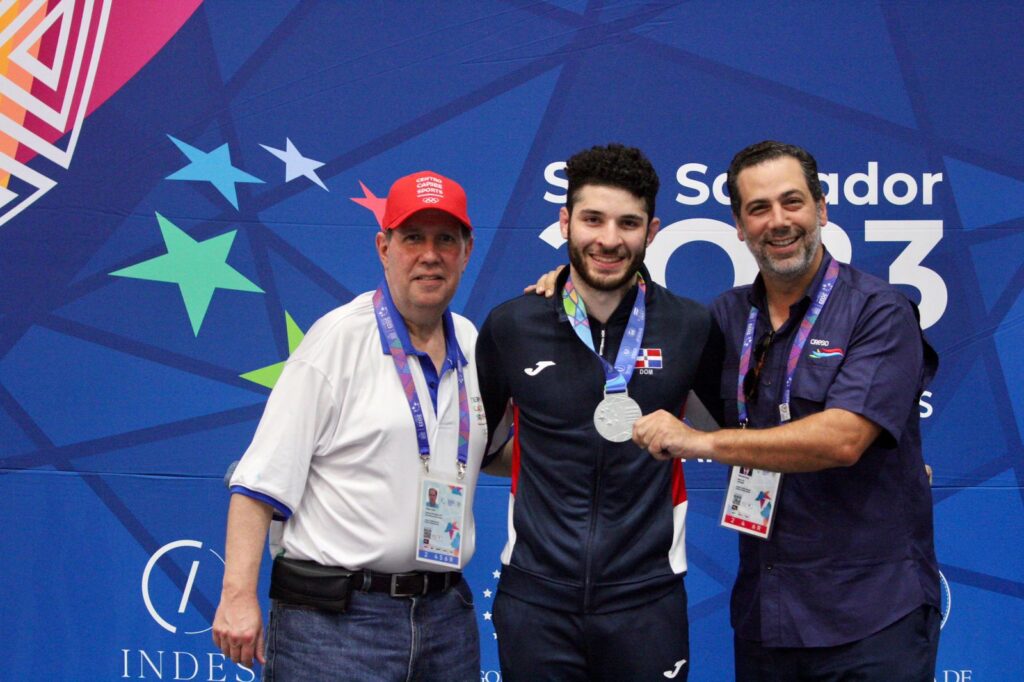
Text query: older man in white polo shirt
212 170 490 681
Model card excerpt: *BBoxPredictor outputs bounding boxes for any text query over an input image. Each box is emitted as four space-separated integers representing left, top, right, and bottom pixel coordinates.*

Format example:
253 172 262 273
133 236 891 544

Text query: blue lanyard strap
736 258 841 424
373 283 469 472
562 274 647 394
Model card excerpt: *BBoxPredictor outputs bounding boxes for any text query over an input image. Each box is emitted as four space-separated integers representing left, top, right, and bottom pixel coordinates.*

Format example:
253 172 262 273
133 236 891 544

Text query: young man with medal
212 171 490 680
632 141 941 680
476 144 721 681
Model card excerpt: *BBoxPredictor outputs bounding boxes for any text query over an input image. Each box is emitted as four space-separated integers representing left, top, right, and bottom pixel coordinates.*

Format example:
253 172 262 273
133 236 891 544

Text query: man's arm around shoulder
483 439 514 477
476 310 515 477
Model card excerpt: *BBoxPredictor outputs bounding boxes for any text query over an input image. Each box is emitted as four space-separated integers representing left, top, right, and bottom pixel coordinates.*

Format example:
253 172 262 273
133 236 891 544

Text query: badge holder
415 472 467 569
374 283 472 570
719 466 782 540
721 259 841 542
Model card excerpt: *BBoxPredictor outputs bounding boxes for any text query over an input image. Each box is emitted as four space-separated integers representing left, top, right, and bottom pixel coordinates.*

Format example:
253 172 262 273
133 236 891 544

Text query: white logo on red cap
416 175 445 204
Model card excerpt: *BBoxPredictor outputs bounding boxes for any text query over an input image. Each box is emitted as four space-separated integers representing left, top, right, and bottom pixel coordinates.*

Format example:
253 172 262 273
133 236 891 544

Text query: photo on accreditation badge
416 479 466 569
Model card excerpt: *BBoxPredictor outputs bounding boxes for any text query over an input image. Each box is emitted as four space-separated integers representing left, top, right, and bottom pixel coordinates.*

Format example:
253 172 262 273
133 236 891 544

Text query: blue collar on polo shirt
376 280 467 412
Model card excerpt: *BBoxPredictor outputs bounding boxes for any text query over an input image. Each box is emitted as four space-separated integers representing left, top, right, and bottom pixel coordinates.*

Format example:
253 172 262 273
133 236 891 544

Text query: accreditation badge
416 475 467 569
720 466 782 540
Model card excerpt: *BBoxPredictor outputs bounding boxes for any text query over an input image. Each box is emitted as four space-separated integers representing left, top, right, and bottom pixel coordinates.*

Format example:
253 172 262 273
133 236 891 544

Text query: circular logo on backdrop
939 570 952 629
141 539 225 635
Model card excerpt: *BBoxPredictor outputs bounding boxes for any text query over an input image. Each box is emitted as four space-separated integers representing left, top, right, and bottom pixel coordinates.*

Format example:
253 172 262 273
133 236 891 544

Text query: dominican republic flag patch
635 348 663 369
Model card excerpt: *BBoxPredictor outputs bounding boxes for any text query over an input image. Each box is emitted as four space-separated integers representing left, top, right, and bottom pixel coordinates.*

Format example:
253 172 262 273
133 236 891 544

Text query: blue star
166 135 264 209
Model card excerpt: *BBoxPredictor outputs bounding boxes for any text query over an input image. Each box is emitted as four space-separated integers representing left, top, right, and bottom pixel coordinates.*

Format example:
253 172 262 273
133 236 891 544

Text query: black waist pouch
269 557 354 613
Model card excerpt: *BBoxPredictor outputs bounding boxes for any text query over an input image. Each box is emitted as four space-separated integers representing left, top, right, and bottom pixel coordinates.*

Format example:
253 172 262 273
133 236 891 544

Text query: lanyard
736 258 841 425
372 283 469 477
562 274 647 395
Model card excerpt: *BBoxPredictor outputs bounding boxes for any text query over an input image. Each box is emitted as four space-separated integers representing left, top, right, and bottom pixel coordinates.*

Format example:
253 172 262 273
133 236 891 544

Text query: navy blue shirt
477 265 721 613
710 250 940 648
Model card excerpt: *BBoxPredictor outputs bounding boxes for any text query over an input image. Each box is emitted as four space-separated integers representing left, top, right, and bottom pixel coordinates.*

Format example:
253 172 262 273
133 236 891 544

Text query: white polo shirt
230 289 489 573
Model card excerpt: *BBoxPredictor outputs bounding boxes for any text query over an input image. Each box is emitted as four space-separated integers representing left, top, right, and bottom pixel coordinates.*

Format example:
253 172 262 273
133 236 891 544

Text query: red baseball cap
381 170 472 231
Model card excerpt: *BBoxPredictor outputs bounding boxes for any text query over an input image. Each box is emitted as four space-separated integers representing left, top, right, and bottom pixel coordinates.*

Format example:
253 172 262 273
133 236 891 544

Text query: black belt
270 557 460 613
357 569 462 597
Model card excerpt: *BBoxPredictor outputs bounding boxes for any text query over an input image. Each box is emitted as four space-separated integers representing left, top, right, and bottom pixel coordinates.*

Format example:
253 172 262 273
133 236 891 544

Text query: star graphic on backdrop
350 180 387 227
110 212 264 336
493 633 498 640
166 135 264 209
260 138 328 191
491 569 501 579
239 312 306 388
482 588 492 598
483 611 492 621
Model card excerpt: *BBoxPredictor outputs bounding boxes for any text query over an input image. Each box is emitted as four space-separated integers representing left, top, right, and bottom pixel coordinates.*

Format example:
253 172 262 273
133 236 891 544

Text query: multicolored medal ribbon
736 257 841 425
563 274 647 442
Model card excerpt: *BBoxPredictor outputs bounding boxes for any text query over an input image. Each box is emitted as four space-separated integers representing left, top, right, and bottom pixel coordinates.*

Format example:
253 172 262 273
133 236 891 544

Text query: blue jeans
263 578 480 682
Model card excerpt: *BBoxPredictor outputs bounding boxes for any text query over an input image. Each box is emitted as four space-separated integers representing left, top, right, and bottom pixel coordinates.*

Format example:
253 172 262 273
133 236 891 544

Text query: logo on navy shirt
809 347 844 359
524 360 556 376
808 339 843 359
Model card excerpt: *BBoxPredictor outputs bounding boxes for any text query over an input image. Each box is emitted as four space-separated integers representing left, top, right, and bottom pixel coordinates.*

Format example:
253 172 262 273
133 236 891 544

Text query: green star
111 212 264 336
240 312 306 388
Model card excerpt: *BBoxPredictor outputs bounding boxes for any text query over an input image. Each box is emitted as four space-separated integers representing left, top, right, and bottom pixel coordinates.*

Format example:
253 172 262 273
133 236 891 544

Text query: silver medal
593 392 642 442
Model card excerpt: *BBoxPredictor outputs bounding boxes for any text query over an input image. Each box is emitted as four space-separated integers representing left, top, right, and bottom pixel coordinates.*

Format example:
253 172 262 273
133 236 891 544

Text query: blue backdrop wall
0 2 1021 680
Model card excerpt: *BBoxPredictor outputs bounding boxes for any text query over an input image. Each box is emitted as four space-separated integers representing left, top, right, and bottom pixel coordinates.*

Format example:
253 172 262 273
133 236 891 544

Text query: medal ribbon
736 258 840 424
373 283 470 473
562 274 647 394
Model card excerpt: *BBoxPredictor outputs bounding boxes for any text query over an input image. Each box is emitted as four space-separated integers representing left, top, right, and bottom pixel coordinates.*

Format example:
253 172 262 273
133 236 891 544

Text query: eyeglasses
743 329 775 403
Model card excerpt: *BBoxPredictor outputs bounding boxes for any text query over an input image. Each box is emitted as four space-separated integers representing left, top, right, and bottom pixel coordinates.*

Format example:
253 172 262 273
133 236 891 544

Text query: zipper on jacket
582 437 604 612
583 320 611 612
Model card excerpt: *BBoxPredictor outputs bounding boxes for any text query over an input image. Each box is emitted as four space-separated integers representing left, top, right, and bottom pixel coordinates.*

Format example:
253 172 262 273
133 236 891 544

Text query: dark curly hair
565 143 659 220
726 140 823 217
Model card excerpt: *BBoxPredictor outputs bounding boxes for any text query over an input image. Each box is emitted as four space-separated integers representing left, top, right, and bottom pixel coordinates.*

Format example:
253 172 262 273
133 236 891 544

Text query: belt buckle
389 573 426 598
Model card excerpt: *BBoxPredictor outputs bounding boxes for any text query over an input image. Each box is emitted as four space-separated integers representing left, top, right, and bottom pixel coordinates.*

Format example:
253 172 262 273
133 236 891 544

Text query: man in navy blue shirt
479 144 721 681
633 140 941 681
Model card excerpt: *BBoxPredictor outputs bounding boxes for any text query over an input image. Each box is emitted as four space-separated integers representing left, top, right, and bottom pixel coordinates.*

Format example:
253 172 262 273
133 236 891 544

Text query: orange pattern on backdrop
0 0 46 186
